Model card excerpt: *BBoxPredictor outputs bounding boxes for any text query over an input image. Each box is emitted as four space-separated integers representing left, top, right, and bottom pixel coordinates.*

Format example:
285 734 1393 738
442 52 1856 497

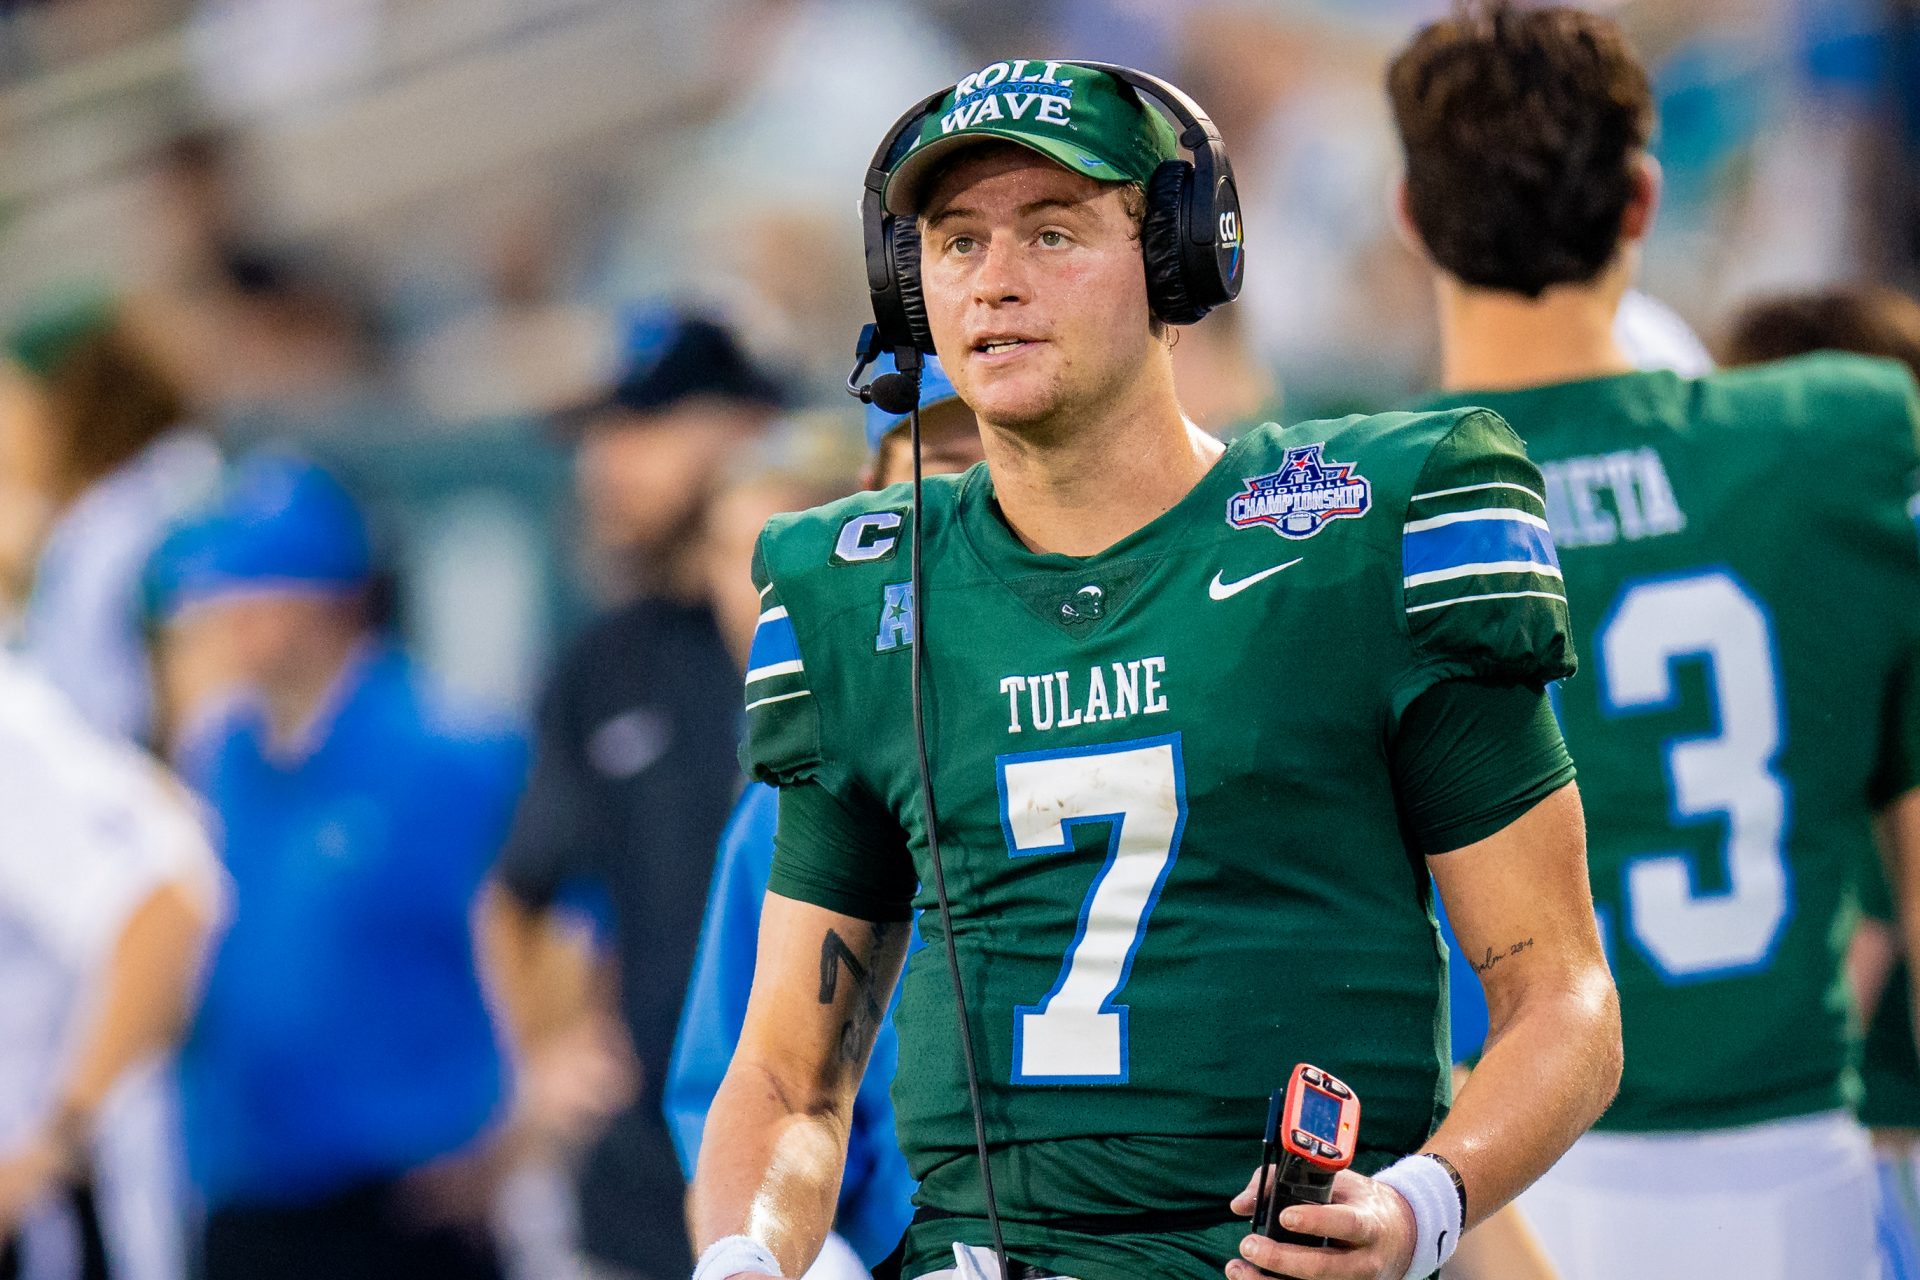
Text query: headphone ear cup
1141 160 1205 326
889 216 935 354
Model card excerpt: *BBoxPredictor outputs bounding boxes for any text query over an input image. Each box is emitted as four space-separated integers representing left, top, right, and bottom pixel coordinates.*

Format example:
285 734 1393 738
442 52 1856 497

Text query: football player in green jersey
1723 283 1920 1280
689 59 1621 1280
1390 7 1920 1279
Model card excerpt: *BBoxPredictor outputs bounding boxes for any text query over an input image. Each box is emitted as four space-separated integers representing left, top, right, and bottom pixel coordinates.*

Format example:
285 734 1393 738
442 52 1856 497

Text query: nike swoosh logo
1208 558 1303 601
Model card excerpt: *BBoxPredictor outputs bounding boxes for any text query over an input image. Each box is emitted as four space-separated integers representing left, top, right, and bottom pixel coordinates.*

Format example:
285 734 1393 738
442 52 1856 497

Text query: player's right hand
1227 1166 1417 1280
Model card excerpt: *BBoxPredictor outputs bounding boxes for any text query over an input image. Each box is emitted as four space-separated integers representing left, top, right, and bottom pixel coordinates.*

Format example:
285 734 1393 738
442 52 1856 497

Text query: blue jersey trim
746 613 801 673
1403 516 1560 579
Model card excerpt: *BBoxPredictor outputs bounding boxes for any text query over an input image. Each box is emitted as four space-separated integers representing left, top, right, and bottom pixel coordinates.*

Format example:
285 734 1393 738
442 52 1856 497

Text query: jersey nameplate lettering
999 656 1169 733
1540 448 1686 549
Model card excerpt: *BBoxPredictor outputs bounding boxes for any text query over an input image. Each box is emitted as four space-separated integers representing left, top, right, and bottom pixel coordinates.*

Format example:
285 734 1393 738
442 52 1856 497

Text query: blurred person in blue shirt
666 353 980 1279
148 453 526 1280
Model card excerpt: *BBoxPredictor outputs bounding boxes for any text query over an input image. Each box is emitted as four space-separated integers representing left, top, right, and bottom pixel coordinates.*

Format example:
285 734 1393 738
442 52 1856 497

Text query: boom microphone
848 323 924 415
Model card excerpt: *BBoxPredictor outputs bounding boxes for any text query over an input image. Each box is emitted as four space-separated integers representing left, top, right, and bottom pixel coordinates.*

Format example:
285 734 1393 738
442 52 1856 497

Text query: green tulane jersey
742 409 1575 1279
1419 352 1920 1134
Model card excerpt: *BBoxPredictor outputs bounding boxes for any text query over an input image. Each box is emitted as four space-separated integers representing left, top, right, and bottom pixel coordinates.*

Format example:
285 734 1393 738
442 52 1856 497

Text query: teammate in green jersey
689 58 1621 1280
1723 283 1920 1280
1389 8 1920 1279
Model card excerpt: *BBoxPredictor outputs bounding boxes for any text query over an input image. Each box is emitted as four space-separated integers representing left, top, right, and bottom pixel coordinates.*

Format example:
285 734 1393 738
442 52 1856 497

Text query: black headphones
859 60 1244 364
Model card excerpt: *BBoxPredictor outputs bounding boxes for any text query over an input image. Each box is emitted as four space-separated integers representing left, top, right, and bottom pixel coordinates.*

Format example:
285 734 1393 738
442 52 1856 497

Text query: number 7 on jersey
996 733 1188 1084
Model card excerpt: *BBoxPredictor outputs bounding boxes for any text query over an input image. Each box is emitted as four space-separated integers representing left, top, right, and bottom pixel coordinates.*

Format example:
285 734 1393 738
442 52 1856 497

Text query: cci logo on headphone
1218 209 1244 280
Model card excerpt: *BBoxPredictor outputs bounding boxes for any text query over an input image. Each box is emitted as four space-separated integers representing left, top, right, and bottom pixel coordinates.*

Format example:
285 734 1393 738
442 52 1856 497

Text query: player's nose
969 235 1031 307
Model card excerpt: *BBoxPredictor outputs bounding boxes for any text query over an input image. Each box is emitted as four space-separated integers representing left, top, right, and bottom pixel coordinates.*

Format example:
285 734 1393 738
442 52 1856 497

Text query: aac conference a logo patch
1226 443 1371 540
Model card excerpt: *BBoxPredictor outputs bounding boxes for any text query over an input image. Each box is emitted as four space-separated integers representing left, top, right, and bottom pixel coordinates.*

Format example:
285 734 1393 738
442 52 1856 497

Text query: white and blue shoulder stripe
744 594 811 714
1401 480 1566 615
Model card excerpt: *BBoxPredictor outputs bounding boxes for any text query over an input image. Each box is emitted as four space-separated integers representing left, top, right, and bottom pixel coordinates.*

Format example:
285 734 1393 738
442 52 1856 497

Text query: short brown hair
1722 285 1920 379
1388 2 1655 298
52 324 185 496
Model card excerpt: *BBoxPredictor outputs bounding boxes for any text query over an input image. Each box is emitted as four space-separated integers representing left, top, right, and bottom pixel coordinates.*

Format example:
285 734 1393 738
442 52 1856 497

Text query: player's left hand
1226 1167 1416 1280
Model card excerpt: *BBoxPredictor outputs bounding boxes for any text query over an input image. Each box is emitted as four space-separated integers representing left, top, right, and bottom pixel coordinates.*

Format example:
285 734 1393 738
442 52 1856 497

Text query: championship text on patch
1225 444 1372 540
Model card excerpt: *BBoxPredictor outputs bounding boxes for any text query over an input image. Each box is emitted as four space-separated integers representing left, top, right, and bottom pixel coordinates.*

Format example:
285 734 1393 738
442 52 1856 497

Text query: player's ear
1620 153 1661 245
1389 173 1428 263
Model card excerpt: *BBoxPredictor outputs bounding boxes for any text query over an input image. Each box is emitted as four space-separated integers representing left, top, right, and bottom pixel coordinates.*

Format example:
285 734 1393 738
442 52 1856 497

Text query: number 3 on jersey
996 734 1188 1083
1598 571 1791 981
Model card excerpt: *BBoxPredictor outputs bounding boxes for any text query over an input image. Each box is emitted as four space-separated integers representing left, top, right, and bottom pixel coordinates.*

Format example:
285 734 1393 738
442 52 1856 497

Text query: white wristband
692 1234 784 1280
1373 1154 1464 1280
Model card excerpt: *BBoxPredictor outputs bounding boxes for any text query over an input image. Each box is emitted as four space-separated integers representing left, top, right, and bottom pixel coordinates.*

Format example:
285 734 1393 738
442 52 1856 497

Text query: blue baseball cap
560 305 793 430
146 452 372 619
863 352 962 450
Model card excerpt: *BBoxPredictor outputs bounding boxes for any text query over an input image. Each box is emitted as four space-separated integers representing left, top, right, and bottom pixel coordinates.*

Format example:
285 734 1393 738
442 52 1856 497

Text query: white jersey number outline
1599 571 1791 980
996 733 1187 1083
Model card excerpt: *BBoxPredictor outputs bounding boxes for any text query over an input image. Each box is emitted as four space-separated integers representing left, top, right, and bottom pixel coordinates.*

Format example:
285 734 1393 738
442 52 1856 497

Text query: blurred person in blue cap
485 306 790 1280
855 352 980 492
565 307 792 600
0 291 221 746
149 452 528 1280
665 355 980 1280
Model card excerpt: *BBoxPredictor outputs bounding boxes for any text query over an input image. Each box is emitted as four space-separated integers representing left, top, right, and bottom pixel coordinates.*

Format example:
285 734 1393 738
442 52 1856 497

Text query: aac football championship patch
1226 444 1371 540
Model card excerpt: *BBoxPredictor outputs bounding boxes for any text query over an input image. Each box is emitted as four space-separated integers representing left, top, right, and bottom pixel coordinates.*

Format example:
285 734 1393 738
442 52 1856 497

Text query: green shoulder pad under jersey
1415 352 1920 1135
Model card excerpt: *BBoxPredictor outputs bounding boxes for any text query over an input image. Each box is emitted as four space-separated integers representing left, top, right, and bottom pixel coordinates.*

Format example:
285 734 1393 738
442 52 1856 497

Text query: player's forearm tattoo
819 929 869 1004
819 924 891 1065
1472 937 1536 975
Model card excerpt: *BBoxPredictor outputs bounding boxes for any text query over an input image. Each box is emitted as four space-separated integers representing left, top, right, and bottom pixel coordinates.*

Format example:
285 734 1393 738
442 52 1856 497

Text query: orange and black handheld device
1252 1064 1361 1260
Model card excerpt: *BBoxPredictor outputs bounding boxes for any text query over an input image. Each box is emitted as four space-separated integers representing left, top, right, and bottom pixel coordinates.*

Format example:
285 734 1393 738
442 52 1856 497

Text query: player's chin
964 373 1067 433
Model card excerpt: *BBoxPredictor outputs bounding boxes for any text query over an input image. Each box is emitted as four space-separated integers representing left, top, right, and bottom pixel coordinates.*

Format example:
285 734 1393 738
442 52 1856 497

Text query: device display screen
1297 1085 1343 1145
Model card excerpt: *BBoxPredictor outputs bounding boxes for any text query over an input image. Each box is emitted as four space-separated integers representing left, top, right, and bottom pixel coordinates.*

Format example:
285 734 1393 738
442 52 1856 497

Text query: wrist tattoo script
1471 937 1535 976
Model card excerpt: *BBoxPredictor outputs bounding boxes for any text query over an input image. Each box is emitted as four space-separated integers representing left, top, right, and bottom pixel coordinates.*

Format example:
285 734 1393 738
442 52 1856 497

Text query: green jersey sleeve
1875 648 1920 809
1391 678 1576 856
739 534 826 787
741 514 918 922
769 778 916 922
1859 839 1896 924
1868 365 1920 808
1392 409 1577 716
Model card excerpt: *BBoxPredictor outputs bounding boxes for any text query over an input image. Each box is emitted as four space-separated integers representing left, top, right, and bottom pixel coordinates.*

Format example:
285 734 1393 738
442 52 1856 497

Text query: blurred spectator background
3 0 1920 1276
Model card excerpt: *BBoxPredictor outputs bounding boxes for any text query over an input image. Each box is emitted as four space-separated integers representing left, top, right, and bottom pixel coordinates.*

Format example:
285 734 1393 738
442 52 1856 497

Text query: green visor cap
884 61 1180 215
5 289 117 380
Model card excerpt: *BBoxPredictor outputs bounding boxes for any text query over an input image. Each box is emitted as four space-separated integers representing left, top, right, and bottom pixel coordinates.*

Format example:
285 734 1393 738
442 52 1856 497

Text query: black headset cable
905 366 1011 1278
